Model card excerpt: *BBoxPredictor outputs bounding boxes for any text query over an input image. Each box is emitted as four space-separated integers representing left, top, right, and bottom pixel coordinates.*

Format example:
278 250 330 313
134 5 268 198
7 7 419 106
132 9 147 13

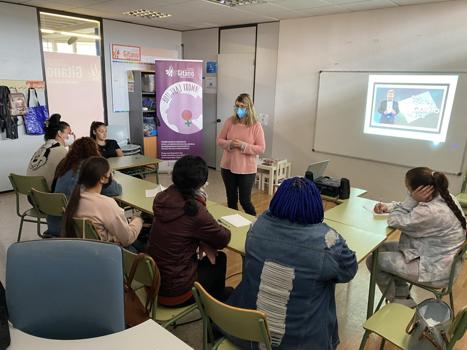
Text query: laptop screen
306 160 329 180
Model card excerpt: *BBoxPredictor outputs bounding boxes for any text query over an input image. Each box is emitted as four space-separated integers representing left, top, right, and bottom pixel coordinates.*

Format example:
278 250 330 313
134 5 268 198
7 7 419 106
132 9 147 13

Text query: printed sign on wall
155 59 203 160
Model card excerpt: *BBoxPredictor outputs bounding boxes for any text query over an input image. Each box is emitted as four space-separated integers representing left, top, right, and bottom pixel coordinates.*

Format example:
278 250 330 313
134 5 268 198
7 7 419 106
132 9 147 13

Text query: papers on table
145 185 166 198
363 204 389 218
219 214 252 228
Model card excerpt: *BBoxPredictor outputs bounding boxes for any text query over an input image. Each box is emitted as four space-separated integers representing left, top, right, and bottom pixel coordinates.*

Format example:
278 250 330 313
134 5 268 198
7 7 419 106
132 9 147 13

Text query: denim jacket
225 212 357 350
47 165 122 236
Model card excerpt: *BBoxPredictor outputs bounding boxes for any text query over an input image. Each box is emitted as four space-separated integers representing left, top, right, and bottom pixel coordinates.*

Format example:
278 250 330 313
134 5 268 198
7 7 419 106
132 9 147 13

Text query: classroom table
113 171 216 215
324 196 394 236
108 154 161 183
8 319 193 350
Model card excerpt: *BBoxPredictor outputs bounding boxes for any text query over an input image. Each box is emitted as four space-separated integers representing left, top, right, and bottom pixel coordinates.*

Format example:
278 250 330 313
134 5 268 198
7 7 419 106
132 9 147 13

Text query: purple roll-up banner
155 59 203 160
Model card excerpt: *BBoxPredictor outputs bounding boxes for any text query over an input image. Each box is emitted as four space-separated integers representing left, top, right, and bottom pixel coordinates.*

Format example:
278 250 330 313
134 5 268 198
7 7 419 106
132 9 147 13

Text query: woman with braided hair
369 167 466 307
225 177 357 350
147 155 231 307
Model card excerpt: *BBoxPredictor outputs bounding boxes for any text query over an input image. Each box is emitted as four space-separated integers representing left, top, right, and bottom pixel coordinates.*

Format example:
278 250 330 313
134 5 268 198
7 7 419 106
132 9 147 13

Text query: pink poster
44 52 104 138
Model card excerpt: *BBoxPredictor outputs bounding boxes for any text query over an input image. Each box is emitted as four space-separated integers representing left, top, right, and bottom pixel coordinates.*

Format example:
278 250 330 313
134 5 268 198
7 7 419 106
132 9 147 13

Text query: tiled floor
0 169 465 349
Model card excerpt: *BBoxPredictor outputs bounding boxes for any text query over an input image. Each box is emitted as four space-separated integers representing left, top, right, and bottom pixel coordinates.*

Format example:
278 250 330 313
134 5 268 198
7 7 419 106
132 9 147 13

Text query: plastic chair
122 249 198 329
30 188 67 216
192 281 272 350
360 303 467 349
6 239 125 339
8 173 49 241
261 159 288 193
374 241 467 315
72 218 101 240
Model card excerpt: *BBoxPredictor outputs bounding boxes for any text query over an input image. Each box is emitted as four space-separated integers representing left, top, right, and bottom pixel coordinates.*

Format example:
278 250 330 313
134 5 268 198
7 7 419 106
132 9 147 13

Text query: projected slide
364 75 458 142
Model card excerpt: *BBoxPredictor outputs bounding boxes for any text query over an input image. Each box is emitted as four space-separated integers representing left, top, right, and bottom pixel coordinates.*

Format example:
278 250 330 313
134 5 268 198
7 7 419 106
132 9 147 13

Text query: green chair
459 172 467 213
30 188 67 217
122 249 198 329
376 241 467 314
72 218 101 240
192 281 272 350
361 303 467 350
8 174 49 242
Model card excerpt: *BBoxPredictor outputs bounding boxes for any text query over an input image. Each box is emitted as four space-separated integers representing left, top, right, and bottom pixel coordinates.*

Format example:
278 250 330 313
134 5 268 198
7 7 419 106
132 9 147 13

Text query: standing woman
27 114 73 189
90 121 124 158
217 93 265 216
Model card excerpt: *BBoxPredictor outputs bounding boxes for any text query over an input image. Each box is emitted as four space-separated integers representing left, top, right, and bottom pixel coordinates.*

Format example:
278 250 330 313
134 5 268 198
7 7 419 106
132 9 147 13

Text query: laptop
306 160 329 180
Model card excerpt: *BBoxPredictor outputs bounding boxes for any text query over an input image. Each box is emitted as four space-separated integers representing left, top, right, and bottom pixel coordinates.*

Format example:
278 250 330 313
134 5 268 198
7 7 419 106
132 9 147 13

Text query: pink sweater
75 191 143 246
217 117 265 174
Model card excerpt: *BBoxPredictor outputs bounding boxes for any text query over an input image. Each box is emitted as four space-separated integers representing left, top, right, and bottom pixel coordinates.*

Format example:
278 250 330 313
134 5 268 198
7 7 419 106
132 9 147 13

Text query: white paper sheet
363 204 389 218
220 214 252 228
145 185 166 198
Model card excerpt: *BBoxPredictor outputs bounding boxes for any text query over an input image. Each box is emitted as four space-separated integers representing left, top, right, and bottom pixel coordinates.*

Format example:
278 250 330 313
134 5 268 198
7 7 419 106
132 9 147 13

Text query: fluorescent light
40 29 100 40
204 0 266 7
123 9 172 19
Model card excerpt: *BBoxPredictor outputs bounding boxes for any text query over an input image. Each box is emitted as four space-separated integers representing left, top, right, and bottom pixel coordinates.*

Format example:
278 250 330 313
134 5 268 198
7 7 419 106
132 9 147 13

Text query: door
216 53 255 169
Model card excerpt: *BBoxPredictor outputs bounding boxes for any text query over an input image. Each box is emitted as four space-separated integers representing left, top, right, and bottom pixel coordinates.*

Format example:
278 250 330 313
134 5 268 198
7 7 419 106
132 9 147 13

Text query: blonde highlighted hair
231 93 258 127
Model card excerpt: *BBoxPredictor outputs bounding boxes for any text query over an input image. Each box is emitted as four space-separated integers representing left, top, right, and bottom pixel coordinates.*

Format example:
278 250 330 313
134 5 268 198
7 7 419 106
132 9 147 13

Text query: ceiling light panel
123 9 172 19
204 0 267 7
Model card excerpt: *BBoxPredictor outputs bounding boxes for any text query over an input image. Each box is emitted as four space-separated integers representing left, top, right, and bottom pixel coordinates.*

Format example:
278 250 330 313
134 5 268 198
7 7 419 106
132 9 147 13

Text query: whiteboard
313 71 467 174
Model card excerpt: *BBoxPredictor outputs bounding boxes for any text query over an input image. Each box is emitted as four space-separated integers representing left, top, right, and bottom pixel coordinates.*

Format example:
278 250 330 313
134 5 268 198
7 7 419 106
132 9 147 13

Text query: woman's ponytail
433 172 466 230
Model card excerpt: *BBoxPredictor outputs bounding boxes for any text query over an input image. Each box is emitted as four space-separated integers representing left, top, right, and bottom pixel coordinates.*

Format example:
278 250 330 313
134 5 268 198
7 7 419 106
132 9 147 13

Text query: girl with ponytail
62 156 143 246
147 155 231 307
369 167 466 307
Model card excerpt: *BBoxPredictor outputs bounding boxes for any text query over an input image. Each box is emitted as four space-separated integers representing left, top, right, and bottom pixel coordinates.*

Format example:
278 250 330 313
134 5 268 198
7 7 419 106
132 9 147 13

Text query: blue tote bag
24 88 48 135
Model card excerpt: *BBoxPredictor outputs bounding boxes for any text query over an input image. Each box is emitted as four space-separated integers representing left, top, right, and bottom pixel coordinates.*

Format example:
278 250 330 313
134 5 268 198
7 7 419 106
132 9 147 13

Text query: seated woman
225 177 357 350
90 121 123 158
47 137 122 236
368 167 466 307
147 155 231 307
62 156 142 246
27 114 73 190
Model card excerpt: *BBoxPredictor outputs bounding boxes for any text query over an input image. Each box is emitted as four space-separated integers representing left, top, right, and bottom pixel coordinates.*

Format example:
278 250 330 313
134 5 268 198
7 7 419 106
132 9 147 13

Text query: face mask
64 133 74 147
236 107 247 119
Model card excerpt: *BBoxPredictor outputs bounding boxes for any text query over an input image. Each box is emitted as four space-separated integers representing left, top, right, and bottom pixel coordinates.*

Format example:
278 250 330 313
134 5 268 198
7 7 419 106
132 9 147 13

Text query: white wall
102 20 182 139
273 0 467 201
0 3 45 191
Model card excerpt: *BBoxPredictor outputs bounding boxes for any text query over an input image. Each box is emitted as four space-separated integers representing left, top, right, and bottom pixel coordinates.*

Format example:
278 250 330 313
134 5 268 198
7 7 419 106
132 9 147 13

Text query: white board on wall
313 71 467 174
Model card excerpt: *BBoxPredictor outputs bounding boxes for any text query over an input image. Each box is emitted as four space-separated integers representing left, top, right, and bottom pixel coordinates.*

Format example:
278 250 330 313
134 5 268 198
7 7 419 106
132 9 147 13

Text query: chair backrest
121 249 161 316
72 218 101 240
276 159 288 181
6 239 125 339
448 306 467 349
192 282 272 348
447 240 467 291
30 188 67 217
8 173 49 195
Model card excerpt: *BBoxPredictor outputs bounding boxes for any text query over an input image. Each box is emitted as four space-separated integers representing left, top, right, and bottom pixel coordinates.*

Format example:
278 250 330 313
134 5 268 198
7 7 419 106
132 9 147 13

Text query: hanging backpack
0 86 19 139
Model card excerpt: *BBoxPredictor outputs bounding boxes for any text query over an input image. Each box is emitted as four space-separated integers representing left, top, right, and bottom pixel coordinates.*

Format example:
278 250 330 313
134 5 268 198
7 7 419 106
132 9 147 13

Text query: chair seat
216 337 243 350
24 208 47 219
363 303 415 349
155 303 198 322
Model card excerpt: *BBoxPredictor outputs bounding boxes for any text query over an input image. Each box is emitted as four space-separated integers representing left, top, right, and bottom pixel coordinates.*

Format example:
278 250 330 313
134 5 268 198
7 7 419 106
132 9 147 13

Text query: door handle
216 119 221 123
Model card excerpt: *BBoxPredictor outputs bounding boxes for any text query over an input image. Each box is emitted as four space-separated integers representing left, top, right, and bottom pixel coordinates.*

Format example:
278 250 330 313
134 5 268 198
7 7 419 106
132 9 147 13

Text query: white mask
64 134 75 147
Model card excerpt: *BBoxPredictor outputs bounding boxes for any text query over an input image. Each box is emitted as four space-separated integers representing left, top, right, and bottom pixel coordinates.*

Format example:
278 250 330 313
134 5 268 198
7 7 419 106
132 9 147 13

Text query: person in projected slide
378 89 399 124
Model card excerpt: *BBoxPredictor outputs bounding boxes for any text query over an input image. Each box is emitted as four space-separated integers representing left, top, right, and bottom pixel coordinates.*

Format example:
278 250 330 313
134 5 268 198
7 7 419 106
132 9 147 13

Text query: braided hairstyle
269 177 324 224
406 167 466 230
172 155 208 216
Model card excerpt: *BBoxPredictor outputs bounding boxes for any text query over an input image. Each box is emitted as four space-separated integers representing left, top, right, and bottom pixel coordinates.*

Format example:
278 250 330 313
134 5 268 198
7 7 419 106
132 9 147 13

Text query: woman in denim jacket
225 177 357 350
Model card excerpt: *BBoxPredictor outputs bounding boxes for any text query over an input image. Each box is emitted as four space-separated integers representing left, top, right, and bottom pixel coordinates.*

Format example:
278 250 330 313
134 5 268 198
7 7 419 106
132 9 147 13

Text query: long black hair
62 156 110 236
172 155 208 216
406 167 466 230
45 113 70 141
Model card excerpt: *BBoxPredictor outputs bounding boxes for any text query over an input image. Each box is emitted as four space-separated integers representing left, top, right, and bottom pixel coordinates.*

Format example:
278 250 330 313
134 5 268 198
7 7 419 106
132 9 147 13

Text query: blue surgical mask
235 107 248 119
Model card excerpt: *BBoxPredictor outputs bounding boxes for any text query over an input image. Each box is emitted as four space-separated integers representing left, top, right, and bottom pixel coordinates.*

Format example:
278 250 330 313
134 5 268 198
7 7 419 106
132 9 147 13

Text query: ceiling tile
340 0 398 11
295 5 349 16
269 0 331 10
